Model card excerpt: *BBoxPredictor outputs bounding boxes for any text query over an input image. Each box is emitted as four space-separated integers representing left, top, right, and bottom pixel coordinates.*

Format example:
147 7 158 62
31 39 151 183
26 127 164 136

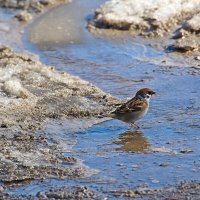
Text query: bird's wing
113 97 146 114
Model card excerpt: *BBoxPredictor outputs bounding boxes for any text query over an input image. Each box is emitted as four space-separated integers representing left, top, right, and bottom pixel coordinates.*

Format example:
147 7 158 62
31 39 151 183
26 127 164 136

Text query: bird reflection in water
114 130 151 153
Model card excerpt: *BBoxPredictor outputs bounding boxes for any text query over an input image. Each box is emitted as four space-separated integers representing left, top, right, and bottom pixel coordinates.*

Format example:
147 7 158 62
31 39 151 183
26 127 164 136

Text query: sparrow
107 88 155 128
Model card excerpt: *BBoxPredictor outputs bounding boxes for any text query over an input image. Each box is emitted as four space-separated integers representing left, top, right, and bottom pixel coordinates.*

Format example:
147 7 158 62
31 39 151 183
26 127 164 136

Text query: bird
106 88 155 128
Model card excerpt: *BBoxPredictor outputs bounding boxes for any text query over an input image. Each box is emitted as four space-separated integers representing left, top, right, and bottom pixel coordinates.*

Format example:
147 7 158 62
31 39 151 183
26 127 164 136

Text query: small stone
39 0 50 6
116 163 124 166
1 123 8 128
180 149 193 154
15 11 32 22
195 56 200 61
159 162 170 167
151 179 159 183
170 36 199 53
36 192 47 198
132 164 139 169
0 186 4 192
172 29 189 39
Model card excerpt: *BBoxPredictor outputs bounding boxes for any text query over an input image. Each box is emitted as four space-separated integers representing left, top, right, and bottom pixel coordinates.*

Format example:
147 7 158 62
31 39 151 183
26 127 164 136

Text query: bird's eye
148 91 152 95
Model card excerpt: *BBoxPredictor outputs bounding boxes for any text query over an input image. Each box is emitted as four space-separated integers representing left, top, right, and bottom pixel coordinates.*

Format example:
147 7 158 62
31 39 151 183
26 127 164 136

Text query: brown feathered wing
112 96 147 115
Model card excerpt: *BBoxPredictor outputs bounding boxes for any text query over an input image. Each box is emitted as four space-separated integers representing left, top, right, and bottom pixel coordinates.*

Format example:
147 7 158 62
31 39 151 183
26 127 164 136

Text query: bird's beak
152 91 156 95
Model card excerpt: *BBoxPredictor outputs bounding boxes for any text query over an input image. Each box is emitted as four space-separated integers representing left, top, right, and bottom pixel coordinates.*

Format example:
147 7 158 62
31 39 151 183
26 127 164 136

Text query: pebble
0 186 4 192
132 164 139 168
152 179 159 184
37 192 47 198
194 56 200 61
159 162 170 167
15 11 32 22
116 163 124 166
180 149 193 154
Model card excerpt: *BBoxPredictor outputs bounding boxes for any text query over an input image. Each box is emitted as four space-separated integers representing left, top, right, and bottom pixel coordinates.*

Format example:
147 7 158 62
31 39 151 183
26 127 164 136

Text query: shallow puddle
10 0 200 197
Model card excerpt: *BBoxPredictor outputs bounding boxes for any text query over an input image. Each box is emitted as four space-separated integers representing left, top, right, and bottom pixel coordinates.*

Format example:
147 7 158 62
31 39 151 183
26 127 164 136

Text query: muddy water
12 0 200 197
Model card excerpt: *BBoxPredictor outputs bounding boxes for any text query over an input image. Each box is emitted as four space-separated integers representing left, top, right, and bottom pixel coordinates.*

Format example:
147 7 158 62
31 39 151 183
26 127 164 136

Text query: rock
151 147 176 154
170 35 199 52
15 11 32 22
195 56 200 60
132 164 139 169
159 162 170 167
169 12 200 52
172 29 189 39
152 179 160 183
36 192 47 198
0 123 8 128
0 186 4 192
182 13 200 33
180 149 193 154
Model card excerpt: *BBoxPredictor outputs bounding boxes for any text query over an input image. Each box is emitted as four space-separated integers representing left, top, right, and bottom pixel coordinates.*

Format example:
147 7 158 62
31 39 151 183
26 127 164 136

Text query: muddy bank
109 181 200 199
0 186 102 200
0 0 67 12
1 181 200 199
0 45 117 186
89 0 200 52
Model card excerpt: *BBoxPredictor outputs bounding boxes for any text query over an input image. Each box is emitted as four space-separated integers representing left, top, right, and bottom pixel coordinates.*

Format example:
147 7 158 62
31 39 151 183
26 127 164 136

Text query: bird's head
135 88 156 102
